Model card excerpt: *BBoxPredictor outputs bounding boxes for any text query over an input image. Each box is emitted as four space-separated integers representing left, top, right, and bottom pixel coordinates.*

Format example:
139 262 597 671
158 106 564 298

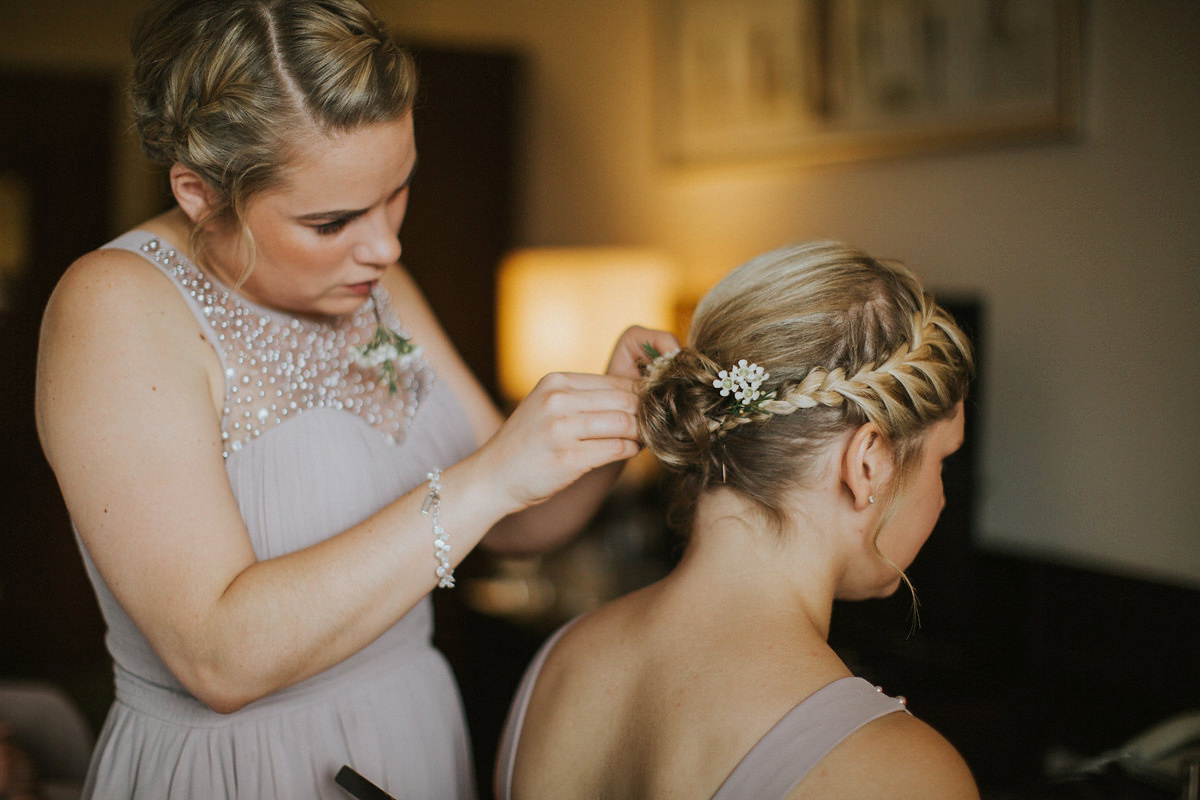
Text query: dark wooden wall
0 70 117 723
401 41 521 401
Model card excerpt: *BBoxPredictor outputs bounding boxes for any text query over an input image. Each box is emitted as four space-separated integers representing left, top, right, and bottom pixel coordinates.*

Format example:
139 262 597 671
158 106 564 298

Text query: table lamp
496 246 679 404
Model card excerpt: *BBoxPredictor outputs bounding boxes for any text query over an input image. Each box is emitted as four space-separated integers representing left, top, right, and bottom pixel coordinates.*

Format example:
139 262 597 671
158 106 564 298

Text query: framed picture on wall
653 0 1082 166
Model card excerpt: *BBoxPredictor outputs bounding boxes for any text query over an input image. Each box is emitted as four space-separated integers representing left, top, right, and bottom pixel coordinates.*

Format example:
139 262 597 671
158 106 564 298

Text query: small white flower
354 295 420 395
366 343 400 367
391 346 422 372
713 370 736 396
652 348 680 370
640 343 682 382
734 386 760 403
715 359 771 414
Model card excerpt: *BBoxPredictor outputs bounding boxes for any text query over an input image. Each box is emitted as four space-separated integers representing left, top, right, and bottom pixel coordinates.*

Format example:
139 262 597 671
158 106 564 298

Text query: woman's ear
841 423 894 511
169 163 218 224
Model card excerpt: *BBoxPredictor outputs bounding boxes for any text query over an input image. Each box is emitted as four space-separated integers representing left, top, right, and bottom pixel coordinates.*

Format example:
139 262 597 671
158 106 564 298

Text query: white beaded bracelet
421 468 455 589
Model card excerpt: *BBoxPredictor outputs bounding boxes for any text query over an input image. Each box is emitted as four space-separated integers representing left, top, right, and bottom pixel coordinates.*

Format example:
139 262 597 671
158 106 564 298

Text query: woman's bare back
501 574 977 800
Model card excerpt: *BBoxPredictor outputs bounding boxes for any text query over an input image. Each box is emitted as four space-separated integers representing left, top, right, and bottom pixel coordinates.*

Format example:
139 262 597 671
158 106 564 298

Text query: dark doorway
0 69 118 728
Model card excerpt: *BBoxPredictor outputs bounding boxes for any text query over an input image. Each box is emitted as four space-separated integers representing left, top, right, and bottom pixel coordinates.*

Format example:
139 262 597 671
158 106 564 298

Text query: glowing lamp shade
497 248 678 402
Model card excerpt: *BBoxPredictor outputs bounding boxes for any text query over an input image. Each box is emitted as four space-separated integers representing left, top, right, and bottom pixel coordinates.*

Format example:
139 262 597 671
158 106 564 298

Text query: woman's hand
605 325 681 381
475 327 680 515
476 372 641 513
475 325 681 555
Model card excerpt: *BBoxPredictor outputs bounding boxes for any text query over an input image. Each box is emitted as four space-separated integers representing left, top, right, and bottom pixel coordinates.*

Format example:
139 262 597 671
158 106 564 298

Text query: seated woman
495 241 980 799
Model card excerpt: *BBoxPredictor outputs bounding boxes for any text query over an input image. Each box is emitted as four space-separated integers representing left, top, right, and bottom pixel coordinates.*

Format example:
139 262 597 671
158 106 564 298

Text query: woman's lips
346 280 377 296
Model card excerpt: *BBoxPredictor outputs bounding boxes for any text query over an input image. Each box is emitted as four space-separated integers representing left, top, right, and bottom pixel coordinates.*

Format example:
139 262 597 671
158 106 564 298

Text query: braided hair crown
637 241 973 531
129 0 417 270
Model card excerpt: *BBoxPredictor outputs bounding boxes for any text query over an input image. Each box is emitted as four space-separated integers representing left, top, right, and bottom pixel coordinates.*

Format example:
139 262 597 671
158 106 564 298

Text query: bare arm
36 252 640 713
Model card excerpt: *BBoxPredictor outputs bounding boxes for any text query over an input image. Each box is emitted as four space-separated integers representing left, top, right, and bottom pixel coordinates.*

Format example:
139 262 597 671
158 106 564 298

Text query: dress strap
493 617 581 800
711 677 909 800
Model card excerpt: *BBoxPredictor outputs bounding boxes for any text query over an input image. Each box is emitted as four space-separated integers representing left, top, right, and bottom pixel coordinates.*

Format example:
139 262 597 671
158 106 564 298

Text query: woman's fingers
485 371 644 508
533 376 635 414
527 378 639 445
533 370 636 394
605 325 682 380
576 408 640 440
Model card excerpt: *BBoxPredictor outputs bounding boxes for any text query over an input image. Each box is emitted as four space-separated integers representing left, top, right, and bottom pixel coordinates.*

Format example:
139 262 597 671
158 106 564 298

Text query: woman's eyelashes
314 217 351 236
309 180 410 237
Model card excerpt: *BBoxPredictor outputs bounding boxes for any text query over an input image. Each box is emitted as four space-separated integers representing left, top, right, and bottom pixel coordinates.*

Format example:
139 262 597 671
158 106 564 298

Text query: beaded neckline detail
139 237 433 458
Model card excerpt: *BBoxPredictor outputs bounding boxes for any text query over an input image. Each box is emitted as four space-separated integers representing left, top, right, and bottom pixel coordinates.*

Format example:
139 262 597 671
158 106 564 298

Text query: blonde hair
638 241 974 535
129 0 417 272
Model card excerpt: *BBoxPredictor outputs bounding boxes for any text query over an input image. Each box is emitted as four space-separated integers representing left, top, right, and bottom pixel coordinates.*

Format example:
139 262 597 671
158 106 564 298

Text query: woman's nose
355 210 404 266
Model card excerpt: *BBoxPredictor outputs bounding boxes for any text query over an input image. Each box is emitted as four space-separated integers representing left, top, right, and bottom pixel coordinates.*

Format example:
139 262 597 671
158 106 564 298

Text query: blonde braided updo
638 241 974 532
129 0 417 269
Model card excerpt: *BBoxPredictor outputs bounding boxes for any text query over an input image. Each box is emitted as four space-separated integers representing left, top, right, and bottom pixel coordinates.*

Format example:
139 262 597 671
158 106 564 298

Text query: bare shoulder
525 599 632 696
380 263 468 355
791 710 980 800
41 245 192 346
379 263 432 328
509 596 656 798
49 246 153 303
545 584 659 665
39 245 207 384
512 588 841 800
37 243 220 467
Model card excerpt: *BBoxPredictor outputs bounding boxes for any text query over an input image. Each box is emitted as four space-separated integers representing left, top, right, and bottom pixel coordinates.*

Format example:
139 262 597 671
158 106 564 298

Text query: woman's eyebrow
295 207 366 223
295 156 419 222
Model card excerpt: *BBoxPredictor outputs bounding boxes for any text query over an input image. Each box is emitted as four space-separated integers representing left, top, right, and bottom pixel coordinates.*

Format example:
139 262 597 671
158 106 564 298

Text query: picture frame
654 0 1082 166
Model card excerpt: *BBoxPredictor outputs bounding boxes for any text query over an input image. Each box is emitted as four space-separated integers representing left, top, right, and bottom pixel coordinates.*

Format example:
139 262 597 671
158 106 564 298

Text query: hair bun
637 347 725 471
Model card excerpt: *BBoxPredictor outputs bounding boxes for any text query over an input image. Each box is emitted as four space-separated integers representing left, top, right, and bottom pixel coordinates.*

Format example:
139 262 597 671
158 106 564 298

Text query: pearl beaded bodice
138 237 432 458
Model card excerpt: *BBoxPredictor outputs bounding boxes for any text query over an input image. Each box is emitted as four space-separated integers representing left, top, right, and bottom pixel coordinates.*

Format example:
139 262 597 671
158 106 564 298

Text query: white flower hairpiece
640 342 680 379
354 295 421 395
713 359 774 416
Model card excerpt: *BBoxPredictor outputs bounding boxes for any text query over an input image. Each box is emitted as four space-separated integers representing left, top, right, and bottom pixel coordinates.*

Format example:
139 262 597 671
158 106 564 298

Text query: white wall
385 0 1200 588
4 0 1197 588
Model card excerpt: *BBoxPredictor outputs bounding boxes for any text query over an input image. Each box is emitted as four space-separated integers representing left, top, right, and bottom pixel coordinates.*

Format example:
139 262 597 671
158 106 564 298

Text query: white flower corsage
354 297 421 396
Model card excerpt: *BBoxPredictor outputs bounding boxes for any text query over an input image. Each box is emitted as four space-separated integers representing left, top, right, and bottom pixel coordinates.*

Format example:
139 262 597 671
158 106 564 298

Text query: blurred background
1 1 1197 798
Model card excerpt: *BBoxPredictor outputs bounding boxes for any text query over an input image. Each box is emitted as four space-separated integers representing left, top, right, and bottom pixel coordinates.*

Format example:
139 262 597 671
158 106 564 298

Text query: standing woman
35 0 675 797
496 242 980 799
